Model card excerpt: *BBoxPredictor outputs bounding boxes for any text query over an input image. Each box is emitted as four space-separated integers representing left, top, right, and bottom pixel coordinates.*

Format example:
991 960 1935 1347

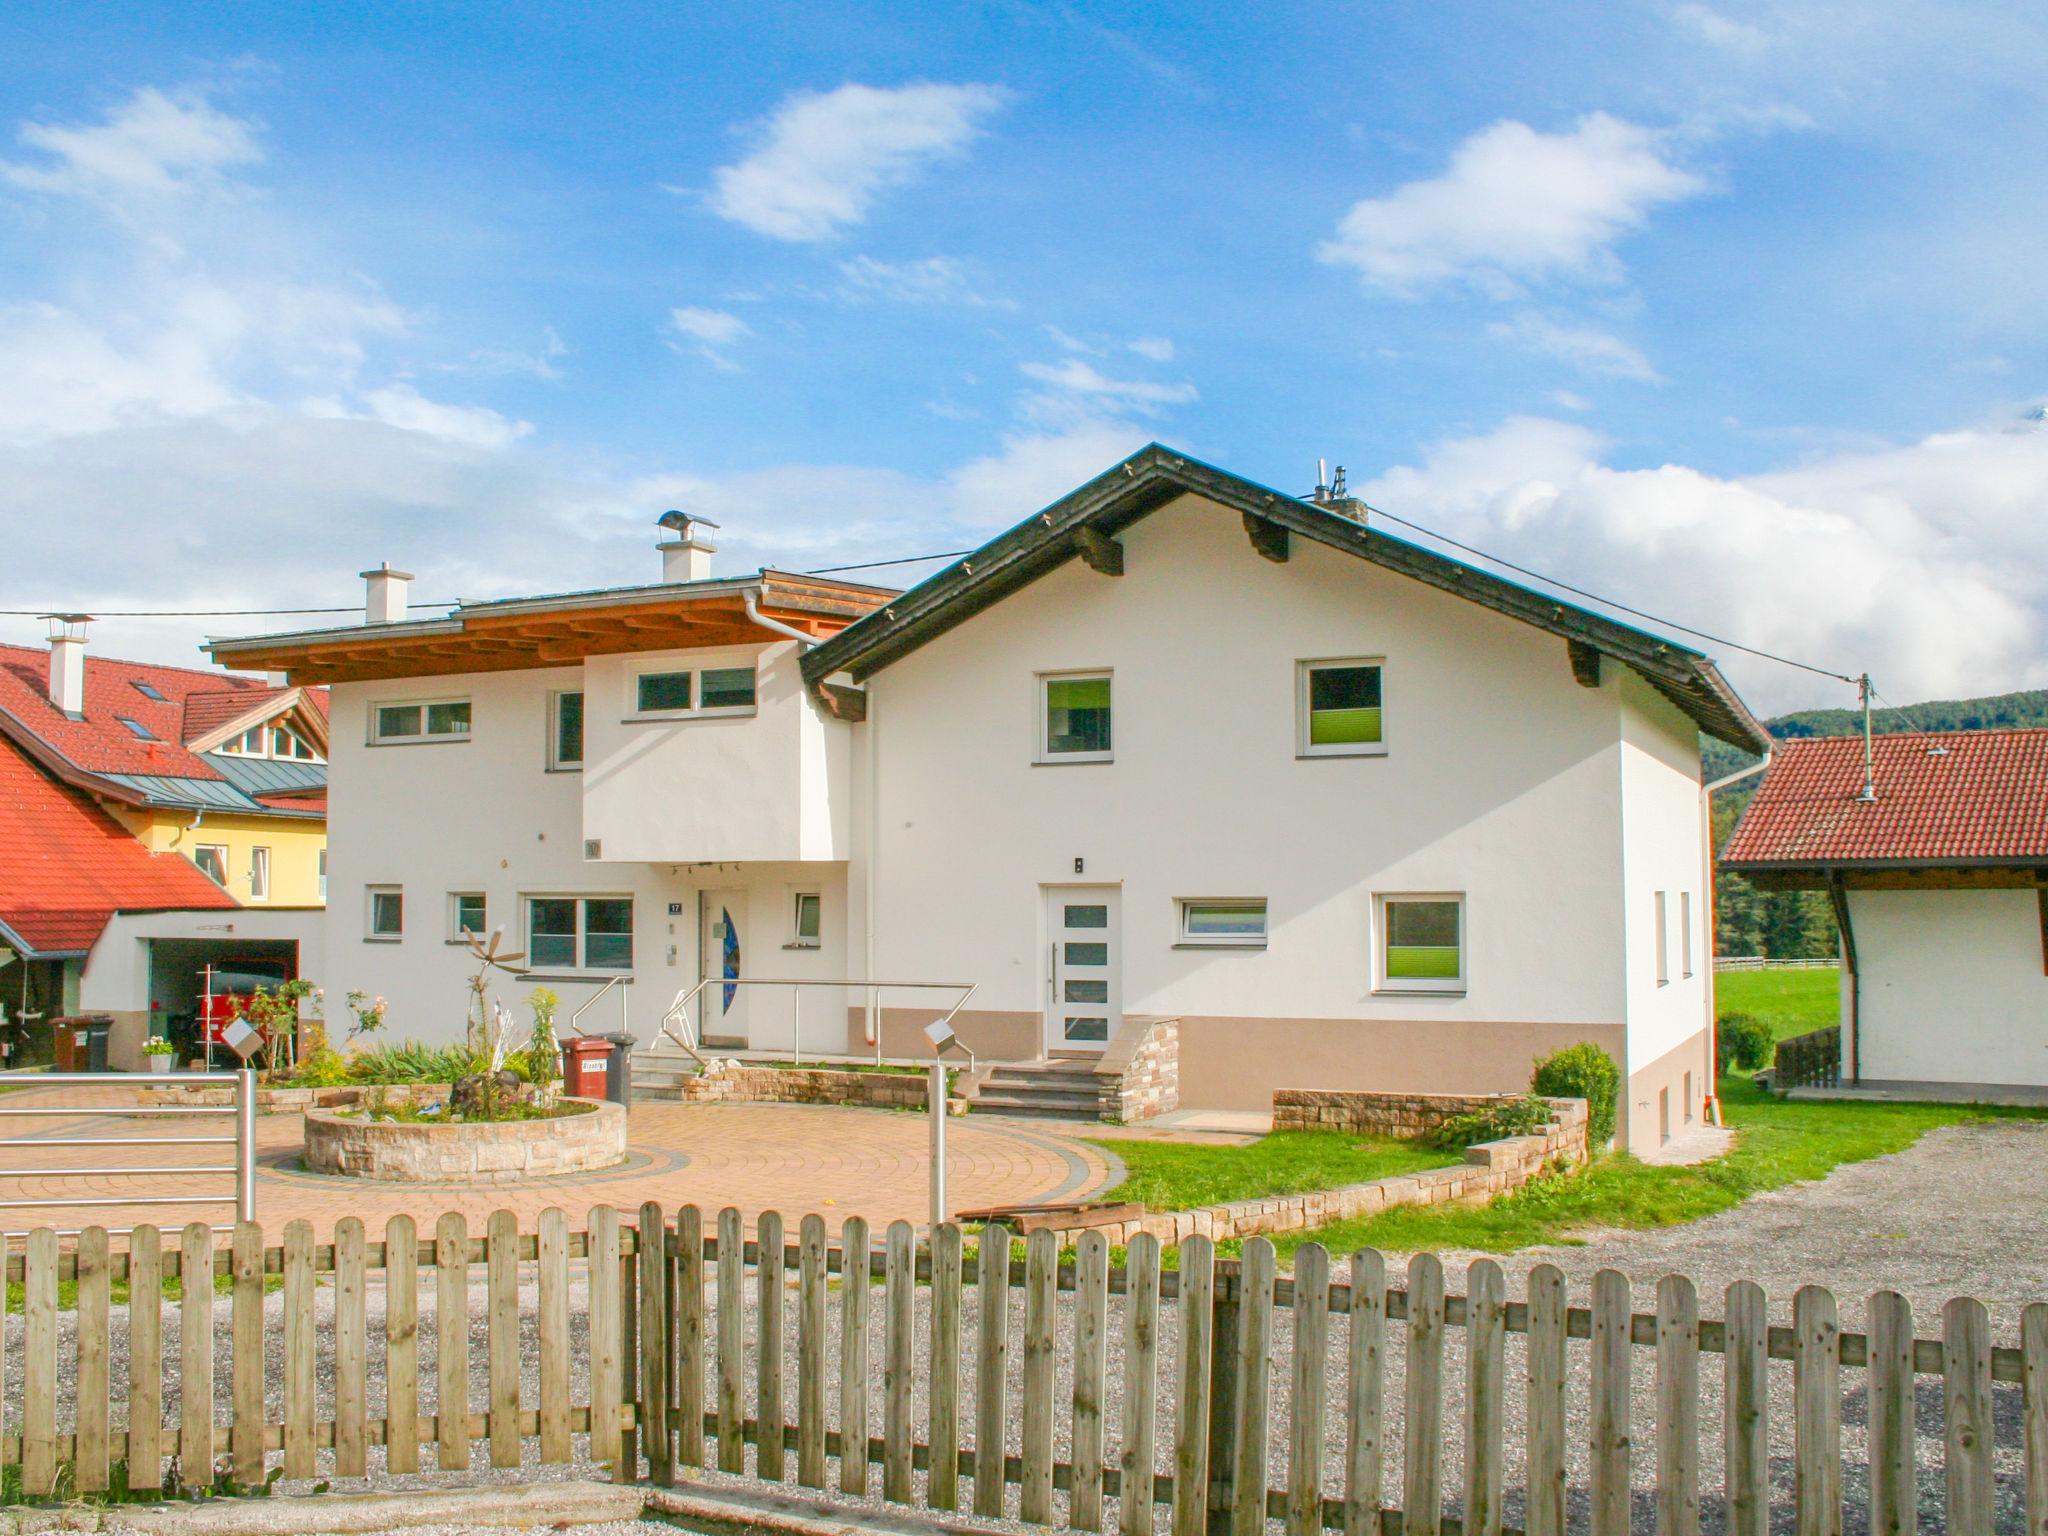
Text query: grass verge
1085 1128 1455 1212
1715 966 1841 1041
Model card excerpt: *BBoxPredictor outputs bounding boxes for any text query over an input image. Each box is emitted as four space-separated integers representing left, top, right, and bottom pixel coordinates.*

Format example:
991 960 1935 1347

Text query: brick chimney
42 614 89 717
360 562 414 624
656 511 718 583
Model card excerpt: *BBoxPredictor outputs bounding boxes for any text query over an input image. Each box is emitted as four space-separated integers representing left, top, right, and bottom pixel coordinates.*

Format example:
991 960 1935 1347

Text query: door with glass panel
700 889 750 1045
1045 887 1119 1052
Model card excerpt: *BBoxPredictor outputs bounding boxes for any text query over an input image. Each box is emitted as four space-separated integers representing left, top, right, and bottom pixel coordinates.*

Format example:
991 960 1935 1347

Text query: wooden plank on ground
973 1222 1011 1518
538 1208 571 1464
1231 1237 1277 1536
1792 1284 1840 1536
674 1204 705 1470
23 1227 57 1499
1344 1249 1387 1536
1402 1251 1445 1536
1525 1263 1567 1536
75 1225 111 1493
798 1213 828 1490
928 1221 964 1511
587 1205 623 1472
1288 1243 1331 1536
1723 1280 1768 1536
283 1220 317 1480
180 1222 216 1488
230 1221 264 1488
1943 1297 1994 1536
1866 1290 1913 1536
638 1201 672 1485
884 1220 917 1504
385 1215 420 1475
840 1214 872 1496
335 1216 368 1477
717 1206 745 1474
1655 1273 1700 1536
1121 1230 1161 1536
1022 1227 1059 1524
1589 1268 1632 1536
127 1225 165 1493
758 1209 788 1483
487 1210 521 1469
1462 1258 1505 1536
1173 1235 1216 1536
436 1211 472 1470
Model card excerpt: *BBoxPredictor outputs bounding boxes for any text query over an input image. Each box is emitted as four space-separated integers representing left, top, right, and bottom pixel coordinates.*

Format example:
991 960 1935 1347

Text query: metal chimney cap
658 510 720 535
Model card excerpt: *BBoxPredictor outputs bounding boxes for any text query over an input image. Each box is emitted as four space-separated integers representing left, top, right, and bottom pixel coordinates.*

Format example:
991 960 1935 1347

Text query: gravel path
13 1121 2047 1534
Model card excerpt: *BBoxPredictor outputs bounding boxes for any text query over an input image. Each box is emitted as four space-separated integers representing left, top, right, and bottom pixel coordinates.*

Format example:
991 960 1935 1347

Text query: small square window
451 892 487 940
700 667 757 711
637 671 693 714
1299 660 1384 756
550 690 584 769
193 845 228 885
116 716 157 740
368 887 404 940
376 703 422 739
1378 895 1463 992
1178 899 1268 947
792 892 821 947
426 700 470 736
1041 672 1112 760
527 897 577 968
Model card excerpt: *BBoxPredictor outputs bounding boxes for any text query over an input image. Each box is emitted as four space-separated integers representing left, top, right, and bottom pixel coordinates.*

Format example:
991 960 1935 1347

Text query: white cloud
1128 336 1175 362
948 423 1155 527
1671 3 1770 53
1318 114 1707 297
356 383 533 449
1018 358 1197 421
1 85 262 202
666 306 752 368
1549 389 1594 412
1357 410 2048 711
836 255 1012 308
706 81 1009 242
1488 313 1662 381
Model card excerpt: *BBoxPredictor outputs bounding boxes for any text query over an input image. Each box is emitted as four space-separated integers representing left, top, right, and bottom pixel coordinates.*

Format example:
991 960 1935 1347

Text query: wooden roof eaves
182 688 330 757
799 444 1772 754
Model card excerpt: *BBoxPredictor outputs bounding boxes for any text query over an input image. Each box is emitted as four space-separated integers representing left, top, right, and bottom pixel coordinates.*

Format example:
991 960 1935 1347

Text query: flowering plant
142 1035 176 1056
344 990 389 1041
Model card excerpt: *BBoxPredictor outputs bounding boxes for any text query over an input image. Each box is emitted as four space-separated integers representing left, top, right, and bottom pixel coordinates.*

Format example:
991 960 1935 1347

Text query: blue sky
1 1 2045 712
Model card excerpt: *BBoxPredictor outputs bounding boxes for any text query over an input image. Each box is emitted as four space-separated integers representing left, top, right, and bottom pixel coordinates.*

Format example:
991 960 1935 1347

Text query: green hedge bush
1530 1042 1620 1148
1716 1011 1775 1074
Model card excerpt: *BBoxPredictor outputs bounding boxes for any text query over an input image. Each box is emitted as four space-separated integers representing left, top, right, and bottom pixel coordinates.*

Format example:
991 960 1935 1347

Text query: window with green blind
1299 660 1385 755
1378 895 1464 991
1042 672 1112 759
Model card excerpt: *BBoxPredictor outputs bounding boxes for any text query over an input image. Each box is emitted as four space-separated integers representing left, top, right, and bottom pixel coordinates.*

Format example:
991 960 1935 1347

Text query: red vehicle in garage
198 956 295 1050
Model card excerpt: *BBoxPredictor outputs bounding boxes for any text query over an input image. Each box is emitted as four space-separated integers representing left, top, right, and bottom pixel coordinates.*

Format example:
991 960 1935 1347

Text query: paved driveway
0 1087 1118 1244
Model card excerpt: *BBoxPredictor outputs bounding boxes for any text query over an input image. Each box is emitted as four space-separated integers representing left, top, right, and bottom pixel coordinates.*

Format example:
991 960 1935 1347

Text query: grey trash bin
85 1018 113 1072
602 1032 635 1108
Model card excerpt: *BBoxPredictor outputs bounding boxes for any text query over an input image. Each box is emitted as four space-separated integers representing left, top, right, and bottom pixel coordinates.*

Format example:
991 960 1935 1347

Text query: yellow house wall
110 807 328 908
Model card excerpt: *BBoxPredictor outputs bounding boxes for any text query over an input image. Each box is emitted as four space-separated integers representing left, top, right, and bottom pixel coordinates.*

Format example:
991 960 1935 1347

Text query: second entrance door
1045 886 1119 1052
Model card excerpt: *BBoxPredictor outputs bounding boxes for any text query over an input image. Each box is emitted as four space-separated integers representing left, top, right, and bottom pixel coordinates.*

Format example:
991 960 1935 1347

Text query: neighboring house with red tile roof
1721 729 2048 1093
0 623 328 1069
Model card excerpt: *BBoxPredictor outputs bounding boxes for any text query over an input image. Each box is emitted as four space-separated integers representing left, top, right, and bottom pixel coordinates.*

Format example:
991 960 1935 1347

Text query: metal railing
0 1068 257 1235
659 976 978 1069
567 973 631 1037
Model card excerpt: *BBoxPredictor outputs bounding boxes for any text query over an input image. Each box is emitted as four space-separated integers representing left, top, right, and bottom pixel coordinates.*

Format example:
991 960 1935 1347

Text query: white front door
1045 887 1119 1052
701 890 749 1045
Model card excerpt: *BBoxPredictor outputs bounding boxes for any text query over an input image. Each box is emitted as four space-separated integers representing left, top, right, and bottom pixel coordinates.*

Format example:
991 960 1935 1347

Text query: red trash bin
560 1037 614 1100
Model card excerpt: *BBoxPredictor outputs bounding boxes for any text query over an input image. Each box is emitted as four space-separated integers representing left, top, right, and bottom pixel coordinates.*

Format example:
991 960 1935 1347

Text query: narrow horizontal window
1179 898 1268 946
372 699 470 744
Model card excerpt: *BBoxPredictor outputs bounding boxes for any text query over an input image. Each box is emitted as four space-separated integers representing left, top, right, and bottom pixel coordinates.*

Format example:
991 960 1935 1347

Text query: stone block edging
302 1098 626 1183
138 1082 453 1115
682 1063 968 1115
1044 1090 1589 1246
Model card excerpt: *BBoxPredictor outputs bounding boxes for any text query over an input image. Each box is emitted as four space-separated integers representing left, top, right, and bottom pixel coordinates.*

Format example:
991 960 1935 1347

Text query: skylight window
116 717 157 740
130 681 166 701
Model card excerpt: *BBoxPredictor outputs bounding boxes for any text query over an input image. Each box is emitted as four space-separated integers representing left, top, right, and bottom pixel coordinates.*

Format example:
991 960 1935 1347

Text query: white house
211 447 1769 1148
1721 728 2048 1093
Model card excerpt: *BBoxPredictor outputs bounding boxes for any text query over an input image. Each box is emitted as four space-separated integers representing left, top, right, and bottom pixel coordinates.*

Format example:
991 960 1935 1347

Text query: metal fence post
929 1058 948 1226
235 1069 257 1223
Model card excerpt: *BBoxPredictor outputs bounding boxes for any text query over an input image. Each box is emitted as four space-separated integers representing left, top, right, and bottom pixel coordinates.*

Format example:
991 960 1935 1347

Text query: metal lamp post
923 1021 956 1227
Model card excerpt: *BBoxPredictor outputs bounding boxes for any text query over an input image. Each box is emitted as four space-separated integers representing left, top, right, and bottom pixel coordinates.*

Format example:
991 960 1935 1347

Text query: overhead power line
0 603 455 619
804 551 974 576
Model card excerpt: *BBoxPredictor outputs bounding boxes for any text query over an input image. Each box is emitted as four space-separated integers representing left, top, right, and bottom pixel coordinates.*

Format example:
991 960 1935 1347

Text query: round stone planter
303 1098 626 1183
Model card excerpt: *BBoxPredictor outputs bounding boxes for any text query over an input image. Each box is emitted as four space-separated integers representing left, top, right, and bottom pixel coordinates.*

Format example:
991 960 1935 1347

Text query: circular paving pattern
0 1086 1119 1244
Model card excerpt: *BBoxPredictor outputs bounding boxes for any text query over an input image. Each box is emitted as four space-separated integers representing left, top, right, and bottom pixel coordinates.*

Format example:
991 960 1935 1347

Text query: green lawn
1089 1129 1455 1212
1714 966 1841 1040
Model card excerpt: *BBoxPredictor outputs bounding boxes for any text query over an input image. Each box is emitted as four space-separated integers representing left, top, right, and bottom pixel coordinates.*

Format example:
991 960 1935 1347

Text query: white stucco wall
325 665 851 1050
79 907 327 1013
1850 887 2048 1086
853 493 1696 1094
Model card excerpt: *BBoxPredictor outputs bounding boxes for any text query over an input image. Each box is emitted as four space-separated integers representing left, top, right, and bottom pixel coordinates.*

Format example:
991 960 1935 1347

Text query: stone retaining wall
1045 1093 1589 1246
303 1099 625 1182
681 1063 967 1114
1273 1088 1554 1138
1093 1016 1179 1122
140 1081 453 1114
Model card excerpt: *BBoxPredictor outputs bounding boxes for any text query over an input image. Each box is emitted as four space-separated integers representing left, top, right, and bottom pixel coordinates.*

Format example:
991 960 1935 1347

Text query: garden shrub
1716 1011 1775 1074
286 1047 354 1087
1530 1042 1620 1148
1426 1094 1552 1150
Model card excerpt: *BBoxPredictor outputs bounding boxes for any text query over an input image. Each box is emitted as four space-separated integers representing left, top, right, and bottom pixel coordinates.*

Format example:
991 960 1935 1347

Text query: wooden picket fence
4 1204 2048 1534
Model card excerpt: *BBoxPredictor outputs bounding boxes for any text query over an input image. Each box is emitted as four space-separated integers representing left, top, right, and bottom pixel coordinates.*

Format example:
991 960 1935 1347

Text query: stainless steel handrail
566 974 631 1038
0 1068 257 1235
658 976 978 1070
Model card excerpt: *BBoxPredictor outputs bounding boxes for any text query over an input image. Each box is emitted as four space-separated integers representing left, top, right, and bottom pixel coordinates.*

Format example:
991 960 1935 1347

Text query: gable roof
0 642 328 819
0 733 236 958
799 444 1769 753
1720 728 2048 871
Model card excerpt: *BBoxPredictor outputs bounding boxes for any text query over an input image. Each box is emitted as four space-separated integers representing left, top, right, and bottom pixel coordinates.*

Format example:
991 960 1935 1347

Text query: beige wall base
1623 1027 1712 1152
842 1006 1042 1063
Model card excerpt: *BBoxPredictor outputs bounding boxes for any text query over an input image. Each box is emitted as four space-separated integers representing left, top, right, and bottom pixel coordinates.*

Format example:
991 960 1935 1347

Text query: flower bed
303 1098 625 1182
